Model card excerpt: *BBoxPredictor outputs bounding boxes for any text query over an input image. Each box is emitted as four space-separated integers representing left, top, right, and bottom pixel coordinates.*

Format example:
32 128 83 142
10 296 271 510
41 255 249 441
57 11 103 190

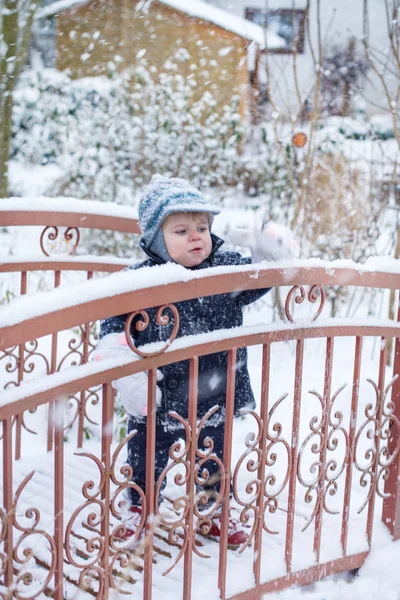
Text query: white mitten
229 221 299 262
93 332 162 418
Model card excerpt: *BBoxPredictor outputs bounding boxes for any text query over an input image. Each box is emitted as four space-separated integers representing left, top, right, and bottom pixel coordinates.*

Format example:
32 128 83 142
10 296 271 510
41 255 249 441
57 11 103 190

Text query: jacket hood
139 233 225 267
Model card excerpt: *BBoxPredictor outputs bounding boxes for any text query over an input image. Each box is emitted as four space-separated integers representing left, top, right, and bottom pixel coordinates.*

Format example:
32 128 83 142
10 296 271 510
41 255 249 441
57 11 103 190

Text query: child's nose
189 229 201 240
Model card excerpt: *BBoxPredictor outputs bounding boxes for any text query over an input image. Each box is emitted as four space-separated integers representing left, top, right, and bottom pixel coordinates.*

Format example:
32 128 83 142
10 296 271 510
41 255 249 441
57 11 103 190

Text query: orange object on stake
292 132 307 147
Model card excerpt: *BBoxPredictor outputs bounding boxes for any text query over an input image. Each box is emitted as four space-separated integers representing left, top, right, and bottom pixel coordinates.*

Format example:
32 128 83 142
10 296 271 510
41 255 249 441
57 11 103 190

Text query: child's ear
229 229 254 248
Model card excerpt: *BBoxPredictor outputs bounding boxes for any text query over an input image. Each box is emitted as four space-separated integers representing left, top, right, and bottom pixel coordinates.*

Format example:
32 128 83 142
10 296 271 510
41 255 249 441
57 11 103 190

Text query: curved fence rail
1 263 400 599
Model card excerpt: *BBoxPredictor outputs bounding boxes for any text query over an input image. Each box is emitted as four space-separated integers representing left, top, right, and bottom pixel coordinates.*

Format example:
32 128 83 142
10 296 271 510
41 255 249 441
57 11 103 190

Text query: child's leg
126 417 176 506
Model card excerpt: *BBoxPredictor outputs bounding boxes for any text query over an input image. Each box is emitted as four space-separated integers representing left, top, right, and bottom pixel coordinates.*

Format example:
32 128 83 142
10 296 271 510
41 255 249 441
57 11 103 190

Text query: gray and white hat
139 174 220 258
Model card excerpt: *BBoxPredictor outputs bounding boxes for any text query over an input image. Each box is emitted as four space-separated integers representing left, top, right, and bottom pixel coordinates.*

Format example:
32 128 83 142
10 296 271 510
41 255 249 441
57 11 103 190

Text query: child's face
162 212 212 267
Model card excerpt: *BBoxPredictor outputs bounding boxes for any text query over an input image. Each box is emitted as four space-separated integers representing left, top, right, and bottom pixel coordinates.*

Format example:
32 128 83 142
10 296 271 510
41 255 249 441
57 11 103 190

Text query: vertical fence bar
285 339 304 573
15 272 27 459
341 336 362 555
77 271 93 449
183 357 199 600
48 271 61 452
54 399 64 600
366 337 386 546
383 292 400 539
101 382 113 599
218 347 237 600
254 343 270 587
313 337 334 563
144 369 157 600
3 417 14 586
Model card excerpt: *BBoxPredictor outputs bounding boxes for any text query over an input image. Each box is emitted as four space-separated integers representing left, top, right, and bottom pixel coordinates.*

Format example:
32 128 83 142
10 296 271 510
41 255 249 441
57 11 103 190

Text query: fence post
383 294 400 539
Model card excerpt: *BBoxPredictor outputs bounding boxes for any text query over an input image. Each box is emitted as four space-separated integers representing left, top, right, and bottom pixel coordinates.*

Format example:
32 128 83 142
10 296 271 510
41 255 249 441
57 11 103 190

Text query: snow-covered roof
36 0 285 49
156 0 284 48
36 0 89 19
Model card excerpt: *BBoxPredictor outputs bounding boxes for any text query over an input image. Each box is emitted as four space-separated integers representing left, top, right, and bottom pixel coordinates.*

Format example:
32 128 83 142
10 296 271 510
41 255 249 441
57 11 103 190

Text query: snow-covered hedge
10 66 293 256
11 66 246 202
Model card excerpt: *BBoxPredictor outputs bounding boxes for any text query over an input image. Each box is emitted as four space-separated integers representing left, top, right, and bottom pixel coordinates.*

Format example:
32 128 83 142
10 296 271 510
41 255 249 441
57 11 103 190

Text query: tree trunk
0 93 14 198
0 0 38 198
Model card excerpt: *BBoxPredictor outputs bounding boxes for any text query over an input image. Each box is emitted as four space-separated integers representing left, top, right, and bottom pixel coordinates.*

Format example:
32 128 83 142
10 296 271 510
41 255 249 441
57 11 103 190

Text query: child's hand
93 332 162 417
113 371 162 417
229 221 299 262
93 332 134 361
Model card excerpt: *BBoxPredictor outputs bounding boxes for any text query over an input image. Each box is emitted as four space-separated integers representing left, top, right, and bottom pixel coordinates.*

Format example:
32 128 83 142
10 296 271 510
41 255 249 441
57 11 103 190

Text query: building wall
55 0 251 117
204 0 393 116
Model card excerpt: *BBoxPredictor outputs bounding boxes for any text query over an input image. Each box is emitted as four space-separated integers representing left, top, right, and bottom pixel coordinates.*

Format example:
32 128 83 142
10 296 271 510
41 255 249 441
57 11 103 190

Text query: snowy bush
10 65 397 287
12 65 245 203
10 65 281 256
321 41 369 118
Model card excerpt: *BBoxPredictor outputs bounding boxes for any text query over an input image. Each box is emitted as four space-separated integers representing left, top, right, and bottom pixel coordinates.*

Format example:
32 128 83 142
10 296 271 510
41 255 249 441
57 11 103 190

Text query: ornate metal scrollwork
263 394 292 534
57 327 85 371
1 341 49 438
297 383 348 531
154 413 191 574
40 226 80 257
152 405 226 572
124 304 180 358
191 408 226 559
285 285 326 324
1 346 19 389
12 471 57 599
109 431 146 553
354 376 400 514
64 429 147 593
57 322 101 437
23 339 50 376
232 394 293 551
232 410 263 551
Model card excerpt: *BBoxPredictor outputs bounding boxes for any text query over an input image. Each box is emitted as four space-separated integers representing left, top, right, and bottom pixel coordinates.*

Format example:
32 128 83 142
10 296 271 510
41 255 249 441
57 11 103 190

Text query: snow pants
127 416 227 507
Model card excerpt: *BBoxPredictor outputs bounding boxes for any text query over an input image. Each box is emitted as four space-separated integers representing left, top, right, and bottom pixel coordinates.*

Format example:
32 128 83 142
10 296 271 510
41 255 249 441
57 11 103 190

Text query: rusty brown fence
0 201 140 456
1 256 400 599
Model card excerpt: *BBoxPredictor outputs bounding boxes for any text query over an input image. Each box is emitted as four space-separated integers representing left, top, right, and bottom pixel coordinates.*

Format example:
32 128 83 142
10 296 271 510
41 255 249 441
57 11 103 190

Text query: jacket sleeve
100 314 127 338
223 252 271 307
100 306 144 340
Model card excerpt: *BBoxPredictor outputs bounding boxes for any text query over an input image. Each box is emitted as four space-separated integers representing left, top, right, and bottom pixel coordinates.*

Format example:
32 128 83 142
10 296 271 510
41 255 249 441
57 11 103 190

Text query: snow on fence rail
1 244 400 599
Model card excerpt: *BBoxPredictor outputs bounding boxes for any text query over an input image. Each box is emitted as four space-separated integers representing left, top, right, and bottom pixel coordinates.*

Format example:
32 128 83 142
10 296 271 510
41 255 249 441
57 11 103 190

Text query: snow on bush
9 64 398 274
11 65 244 200
10 64 292 256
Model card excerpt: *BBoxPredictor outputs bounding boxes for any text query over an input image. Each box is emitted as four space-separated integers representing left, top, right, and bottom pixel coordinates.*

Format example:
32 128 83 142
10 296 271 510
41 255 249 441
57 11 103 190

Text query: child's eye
198 226 208 232
175 229 186 235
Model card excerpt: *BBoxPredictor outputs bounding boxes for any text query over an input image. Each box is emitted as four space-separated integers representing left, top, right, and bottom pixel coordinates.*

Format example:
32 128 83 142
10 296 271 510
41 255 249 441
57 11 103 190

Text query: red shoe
113 505 144 544
204 509 250 549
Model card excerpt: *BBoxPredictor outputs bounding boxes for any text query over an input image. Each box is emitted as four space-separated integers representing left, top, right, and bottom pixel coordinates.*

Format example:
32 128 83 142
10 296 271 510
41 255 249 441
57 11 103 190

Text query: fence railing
1 260 400 599
0 199 140 455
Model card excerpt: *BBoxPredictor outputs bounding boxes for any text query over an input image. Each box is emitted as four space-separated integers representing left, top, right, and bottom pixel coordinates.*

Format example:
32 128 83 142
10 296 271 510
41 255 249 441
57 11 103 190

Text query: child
99 175 290 547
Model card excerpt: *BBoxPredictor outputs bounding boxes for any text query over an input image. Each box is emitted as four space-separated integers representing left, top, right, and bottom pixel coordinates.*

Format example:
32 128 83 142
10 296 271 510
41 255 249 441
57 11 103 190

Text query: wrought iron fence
0 203 140 456
1 260 400 599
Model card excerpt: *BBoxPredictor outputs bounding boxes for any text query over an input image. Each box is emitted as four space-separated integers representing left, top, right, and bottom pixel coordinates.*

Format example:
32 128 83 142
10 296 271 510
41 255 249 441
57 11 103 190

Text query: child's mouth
190 247 203 253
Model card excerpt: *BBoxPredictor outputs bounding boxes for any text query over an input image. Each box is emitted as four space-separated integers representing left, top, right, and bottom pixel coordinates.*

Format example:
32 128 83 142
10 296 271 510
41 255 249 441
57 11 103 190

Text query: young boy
99 175 273 547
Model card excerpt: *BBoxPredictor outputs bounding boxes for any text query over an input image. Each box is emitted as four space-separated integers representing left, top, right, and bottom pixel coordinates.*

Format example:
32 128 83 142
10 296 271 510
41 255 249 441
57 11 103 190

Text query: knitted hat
139 174 220 252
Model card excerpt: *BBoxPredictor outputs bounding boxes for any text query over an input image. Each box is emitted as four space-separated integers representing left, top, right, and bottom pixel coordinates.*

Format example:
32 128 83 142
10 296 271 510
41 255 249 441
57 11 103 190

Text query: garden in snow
2 0 400 597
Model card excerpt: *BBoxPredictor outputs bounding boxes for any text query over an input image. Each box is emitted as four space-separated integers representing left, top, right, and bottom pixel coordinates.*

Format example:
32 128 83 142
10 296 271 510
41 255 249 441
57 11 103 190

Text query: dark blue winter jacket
100 234 270 430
